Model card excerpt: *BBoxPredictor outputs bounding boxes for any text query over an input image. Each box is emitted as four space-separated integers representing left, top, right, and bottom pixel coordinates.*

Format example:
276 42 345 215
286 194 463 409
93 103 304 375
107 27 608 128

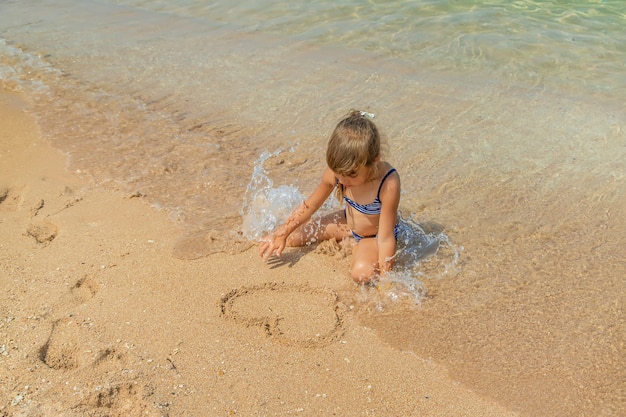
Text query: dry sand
0 92 515 416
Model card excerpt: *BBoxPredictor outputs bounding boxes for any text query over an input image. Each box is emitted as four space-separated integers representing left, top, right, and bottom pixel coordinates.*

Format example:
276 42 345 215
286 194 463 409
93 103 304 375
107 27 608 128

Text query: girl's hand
259 235 287 260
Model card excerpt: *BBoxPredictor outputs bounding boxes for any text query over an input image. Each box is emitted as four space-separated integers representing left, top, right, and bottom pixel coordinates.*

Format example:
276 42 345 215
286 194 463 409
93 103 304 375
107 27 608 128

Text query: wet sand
1 91 516 416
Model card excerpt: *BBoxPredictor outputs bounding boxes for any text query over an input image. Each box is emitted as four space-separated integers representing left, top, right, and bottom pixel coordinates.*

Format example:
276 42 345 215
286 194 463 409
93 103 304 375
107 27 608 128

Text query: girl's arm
259 167 336 260
376 171 401 274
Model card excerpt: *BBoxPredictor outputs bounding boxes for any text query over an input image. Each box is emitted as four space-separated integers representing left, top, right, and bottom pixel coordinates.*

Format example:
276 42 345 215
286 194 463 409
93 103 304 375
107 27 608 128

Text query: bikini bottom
351 223 400 243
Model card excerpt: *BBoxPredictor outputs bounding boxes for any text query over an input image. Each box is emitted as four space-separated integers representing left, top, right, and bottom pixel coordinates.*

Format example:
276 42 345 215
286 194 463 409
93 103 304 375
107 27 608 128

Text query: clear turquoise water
106 0 626 94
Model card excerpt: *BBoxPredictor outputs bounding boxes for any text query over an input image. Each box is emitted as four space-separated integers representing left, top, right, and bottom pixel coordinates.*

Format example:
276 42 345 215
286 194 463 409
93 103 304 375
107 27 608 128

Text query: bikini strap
376 168 397 199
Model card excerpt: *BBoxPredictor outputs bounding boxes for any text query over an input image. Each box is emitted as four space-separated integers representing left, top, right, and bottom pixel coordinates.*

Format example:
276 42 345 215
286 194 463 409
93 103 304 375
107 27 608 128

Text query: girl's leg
286 209 351 246
350 238 379 283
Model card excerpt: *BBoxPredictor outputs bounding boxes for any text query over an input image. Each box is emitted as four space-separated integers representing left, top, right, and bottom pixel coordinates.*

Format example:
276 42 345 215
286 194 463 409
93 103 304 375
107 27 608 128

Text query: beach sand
0 92 518 416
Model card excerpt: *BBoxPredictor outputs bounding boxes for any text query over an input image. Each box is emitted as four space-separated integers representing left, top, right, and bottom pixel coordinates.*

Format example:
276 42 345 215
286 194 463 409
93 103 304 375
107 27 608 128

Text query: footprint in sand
37 275 103 379
39 316 125 371
39 275 116 370
26 219 58 245
40 275 106 370
70 275 100 304
2 184 82 244
219 282 347 348
38 276 161 417
39 319 160 416
73 382 161 417
0 184 26 211
48 275 100 320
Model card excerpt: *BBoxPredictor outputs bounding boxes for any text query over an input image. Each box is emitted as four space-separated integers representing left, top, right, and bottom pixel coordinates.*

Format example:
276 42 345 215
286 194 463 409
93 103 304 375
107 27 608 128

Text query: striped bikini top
343 168 397 215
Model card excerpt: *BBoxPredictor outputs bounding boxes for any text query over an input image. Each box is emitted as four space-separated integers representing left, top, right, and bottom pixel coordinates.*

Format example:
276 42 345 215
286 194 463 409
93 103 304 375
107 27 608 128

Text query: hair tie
359 111 375 119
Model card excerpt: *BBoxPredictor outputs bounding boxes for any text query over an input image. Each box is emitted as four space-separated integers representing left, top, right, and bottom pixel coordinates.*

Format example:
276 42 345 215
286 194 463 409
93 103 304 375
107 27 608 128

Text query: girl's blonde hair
326 110 381 200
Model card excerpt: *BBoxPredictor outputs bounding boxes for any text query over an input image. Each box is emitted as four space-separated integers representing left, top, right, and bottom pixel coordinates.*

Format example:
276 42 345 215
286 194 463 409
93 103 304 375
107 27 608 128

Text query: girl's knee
351 260 377 284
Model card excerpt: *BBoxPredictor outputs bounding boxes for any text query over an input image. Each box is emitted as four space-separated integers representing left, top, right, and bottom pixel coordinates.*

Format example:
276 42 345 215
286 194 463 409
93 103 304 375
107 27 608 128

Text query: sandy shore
0 92 516 416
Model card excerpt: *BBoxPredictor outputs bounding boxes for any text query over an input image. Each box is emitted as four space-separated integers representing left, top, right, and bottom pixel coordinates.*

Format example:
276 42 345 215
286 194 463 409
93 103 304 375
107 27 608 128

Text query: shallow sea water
1 0 625 415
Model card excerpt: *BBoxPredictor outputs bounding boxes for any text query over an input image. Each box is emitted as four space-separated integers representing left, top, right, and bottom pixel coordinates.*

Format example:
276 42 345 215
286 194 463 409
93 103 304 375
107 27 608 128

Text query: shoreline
1 90 514 416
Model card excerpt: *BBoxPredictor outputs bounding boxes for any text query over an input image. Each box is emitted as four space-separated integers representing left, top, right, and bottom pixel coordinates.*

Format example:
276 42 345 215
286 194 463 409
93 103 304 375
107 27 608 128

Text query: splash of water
240 149 305 241
241 149 339 241
376 216 461 306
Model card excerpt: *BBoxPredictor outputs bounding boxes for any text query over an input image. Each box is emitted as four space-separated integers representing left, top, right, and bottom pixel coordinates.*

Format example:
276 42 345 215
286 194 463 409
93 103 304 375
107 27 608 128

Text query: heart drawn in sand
219 282 347 348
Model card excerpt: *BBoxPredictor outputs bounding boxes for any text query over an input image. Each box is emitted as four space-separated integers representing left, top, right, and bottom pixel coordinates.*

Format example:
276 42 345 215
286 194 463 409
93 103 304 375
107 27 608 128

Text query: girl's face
334 166 371 189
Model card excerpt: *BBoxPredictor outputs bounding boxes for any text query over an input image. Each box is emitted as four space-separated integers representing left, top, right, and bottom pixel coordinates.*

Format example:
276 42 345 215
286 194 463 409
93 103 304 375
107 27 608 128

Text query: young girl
259 110 401 284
